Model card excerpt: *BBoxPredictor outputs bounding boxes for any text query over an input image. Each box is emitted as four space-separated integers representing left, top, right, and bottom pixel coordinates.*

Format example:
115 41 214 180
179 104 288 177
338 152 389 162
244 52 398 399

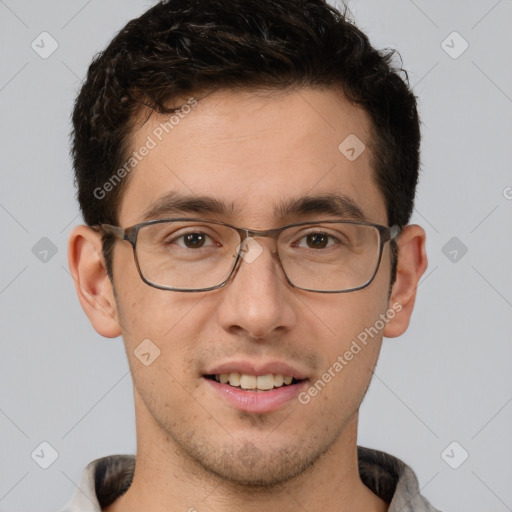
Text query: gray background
1 0 511 510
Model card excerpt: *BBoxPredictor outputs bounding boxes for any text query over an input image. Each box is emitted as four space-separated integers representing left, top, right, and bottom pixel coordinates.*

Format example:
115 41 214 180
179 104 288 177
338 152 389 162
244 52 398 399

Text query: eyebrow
275 193 367 221
141 192 240 221
140 191 367 223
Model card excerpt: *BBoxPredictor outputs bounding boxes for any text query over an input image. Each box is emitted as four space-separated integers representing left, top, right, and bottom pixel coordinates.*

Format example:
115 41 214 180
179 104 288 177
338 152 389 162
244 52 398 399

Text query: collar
59 446 442 511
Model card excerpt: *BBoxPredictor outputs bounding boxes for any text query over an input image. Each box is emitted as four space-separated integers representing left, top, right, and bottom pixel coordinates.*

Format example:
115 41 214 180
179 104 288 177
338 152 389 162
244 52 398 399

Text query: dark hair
71 0 420 283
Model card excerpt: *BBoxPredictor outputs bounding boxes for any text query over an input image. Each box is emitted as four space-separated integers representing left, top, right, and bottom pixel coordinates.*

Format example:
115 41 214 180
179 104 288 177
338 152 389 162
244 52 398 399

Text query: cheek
299 305 384 421
112 245 203 343
304 280 390 395
312 282 389 345
118 291 207 358
114 280 219 395
118 293 209 418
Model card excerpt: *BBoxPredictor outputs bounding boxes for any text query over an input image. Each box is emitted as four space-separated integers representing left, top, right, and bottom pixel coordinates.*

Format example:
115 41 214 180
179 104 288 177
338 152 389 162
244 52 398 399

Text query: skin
69 87 427 512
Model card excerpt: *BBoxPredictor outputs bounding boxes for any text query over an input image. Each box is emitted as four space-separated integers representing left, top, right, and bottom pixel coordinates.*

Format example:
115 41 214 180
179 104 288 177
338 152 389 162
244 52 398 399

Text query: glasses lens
135 221 240 290
278 222 381 291
133 220 383 292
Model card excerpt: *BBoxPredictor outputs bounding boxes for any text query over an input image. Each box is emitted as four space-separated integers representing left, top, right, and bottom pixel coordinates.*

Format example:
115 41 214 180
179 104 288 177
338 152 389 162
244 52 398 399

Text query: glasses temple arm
99 224 126 240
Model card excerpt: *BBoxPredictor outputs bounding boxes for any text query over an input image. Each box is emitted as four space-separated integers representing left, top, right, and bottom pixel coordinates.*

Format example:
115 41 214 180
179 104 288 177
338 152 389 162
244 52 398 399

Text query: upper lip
205 360 308 380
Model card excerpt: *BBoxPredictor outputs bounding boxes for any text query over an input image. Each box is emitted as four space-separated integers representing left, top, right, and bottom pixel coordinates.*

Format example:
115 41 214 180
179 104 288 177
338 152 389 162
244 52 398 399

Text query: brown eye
306 233 330 249
182 233 207 248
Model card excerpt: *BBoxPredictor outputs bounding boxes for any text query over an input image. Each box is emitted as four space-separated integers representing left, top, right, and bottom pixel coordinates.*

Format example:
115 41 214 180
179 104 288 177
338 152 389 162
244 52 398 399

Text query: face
108 88 394 485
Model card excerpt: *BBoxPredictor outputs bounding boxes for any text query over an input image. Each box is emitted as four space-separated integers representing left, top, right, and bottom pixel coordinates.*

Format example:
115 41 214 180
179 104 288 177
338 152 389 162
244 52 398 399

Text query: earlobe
68 225 122 338
383 224 428 338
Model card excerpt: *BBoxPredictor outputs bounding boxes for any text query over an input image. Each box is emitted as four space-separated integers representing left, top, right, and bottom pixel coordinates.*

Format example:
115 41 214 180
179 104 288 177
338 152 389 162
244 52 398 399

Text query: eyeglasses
100 218 400 293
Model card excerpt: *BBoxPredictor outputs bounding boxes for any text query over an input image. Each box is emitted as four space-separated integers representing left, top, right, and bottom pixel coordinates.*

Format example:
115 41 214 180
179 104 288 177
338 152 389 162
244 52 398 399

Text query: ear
383 224 428 338
68 225 122 338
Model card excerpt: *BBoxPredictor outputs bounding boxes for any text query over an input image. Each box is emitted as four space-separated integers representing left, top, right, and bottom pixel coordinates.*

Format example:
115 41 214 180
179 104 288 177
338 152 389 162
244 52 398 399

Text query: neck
104 390 388 512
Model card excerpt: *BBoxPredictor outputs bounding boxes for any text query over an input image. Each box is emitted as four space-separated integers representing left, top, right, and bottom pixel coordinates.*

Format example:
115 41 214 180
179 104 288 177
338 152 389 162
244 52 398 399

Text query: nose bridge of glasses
237 227 282 256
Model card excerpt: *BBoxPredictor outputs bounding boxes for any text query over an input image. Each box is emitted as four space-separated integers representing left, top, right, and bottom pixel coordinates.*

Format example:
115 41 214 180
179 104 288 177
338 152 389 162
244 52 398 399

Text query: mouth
204 373 303 391
202 363 309 413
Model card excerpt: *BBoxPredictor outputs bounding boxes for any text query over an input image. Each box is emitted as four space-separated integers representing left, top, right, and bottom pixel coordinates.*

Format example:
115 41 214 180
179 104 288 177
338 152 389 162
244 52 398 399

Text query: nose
216 237 297 340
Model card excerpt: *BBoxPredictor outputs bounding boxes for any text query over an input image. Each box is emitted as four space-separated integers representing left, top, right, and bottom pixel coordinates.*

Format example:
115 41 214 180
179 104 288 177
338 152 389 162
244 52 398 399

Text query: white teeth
256 374 275 390
240 374 257 390
229 372 240 387
273 374 284 387
213 372 295 390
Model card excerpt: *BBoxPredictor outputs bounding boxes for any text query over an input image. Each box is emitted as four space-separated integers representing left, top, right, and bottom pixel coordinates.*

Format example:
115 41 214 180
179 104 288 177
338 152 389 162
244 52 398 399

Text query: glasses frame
100 218 401 293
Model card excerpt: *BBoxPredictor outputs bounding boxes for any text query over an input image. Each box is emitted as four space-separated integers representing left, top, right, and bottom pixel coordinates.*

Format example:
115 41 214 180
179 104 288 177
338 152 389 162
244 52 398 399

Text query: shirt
58 446 442 511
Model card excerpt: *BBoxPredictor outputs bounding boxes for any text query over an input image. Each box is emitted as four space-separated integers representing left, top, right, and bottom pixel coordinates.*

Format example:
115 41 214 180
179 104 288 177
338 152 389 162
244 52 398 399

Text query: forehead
117 87 387 227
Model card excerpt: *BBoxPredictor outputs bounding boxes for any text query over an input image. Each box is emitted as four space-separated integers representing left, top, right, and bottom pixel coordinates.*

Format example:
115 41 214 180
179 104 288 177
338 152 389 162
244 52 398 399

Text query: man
62 0 440 510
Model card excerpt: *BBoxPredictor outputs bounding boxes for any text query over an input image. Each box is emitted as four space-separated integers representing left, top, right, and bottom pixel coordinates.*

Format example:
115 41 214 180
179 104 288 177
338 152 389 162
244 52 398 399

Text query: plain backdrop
1 1 511 511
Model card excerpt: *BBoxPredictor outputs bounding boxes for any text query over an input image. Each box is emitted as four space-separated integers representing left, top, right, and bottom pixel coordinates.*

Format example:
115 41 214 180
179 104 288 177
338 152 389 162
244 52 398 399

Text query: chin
183 434 334 489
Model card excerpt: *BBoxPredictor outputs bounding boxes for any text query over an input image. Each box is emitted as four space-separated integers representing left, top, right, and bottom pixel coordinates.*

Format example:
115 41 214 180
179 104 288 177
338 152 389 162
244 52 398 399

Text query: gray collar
59 447 442 511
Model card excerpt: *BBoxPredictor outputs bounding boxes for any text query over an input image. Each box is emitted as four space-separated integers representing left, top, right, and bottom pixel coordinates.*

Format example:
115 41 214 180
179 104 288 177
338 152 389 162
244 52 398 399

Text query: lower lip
204 378 307 413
